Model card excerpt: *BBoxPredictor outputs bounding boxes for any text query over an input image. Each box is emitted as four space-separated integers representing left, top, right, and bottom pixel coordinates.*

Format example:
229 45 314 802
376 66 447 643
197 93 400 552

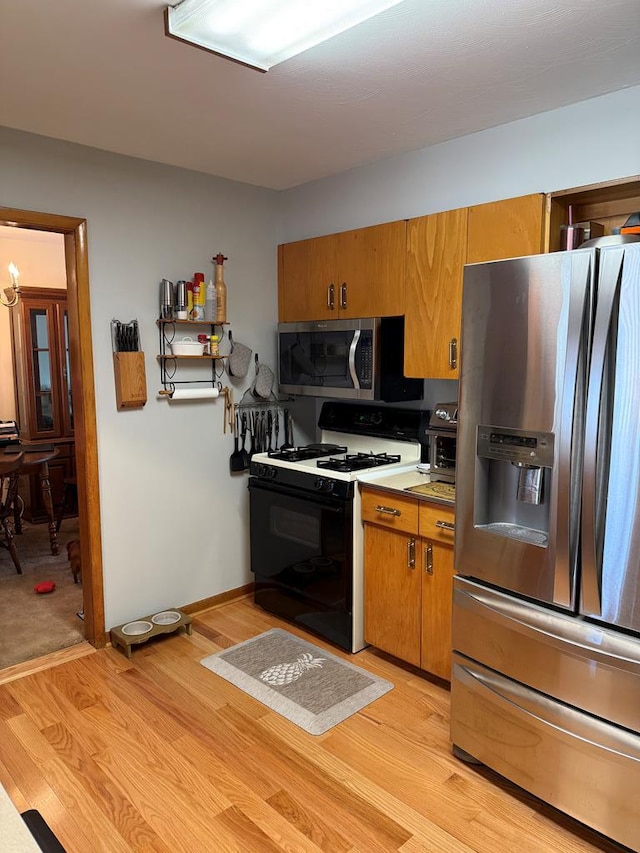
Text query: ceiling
1 0 640 190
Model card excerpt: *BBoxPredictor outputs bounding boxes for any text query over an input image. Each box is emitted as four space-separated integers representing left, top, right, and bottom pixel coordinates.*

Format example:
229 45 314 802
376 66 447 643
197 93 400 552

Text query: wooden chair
55 476 77 533
0 452 24 574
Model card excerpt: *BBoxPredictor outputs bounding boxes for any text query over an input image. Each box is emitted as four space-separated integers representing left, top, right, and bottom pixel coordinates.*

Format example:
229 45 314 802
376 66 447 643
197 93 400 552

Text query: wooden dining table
0 445 61 556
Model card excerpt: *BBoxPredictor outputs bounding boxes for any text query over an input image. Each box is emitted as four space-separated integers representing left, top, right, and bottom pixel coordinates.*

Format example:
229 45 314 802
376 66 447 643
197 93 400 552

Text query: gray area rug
0 519 84 669
200 628 393 735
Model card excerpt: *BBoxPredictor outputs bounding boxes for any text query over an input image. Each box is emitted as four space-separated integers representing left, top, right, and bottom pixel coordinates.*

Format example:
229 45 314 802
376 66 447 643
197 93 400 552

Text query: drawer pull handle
375 505 401 516
425 543 433 575
435 520 455 531
408 538 416 569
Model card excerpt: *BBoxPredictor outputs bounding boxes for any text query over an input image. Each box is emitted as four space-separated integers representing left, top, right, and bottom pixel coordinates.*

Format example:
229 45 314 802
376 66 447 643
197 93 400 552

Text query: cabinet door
404 208 468 378
467 193 546 264
420 537 455 681
278 235 337 322
364 523 421 666
336 221 406 319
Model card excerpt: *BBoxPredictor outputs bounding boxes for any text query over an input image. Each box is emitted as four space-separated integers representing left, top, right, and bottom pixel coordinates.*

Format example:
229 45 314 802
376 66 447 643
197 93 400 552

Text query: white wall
279 86 640 241
0 127 284 629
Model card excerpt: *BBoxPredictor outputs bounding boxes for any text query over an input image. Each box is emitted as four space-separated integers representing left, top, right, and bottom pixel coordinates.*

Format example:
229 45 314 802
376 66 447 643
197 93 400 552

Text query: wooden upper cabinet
335 221 406 319
467 193 546 264
278 221 406 322
404 207 468 379
278 234 336 321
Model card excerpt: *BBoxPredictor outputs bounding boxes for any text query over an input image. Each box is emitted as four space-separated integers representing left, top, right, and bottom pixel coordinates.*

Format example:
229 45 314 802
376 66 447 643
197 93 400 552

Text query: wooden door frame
1 206 105 647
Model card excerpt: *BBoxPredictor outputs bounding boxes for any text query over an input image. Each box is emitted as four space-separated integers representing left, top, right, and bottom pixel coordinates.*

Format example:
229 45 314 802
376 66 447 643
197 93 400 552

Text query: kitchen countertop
357 464 455 507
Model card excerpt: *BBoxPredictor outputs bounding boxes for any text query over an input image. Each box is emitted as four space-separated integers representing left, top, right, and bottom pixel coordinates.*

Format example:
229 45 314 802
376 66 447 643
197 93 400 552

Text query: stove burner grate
268 443 347 462
317 452 401 472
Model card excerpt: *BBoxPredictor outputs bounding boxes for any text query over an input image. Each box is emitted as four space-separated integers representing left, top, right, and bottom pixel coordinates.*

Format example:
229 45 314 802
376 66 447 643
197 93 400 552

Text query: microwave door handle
348 330 361 390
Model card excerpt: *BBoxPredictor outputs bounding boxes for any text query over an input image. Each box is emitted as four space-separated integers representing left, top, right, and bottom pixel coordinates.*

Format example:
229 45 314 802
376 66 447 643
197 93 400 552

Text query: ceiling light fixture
1 263 20 309
165 0 407 71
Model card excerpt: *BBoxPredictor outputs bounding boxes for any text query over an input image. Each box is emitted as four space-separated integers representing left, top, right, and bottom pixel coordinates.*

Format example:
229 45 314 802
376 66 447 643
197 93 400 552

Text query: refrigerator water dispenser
474 426 554 547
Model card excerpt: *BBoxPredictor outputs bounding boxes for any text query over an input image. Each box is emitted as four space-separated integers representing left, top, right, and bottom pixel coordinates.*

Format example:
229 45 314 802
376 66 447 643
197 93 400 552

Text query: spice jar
197 333 210 354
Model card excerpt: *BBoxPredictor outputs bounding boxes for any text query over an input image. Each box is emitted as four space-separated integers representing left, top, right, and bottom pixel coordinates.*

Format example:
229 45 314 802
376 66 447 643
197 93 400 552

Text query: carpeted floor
0 518 85 670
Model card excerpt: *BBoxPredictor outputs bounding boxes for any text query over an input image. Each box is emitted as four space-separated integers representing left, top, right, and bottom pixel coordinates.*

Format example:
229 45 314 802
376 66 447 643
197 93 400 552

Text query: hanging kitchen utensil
288 411 295 448
229 410 245 472
274 409 280 451
240 411 250 469
248 411 257 460
266 410 273 451
226 330 252 378
281 407 293 450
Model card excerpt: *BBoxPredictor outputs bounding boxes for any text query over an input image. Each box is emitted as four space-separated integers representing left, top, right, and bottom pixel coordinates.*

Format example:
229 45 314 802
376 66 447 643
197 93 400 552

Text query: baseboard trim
99 584 256 646
181 583 255 615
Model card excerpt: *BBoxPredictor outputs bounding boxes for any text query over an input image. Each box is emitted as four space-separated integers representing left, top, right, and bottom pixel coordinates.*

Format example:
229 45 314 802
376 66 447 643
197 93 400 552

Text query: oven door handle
248 477 348 509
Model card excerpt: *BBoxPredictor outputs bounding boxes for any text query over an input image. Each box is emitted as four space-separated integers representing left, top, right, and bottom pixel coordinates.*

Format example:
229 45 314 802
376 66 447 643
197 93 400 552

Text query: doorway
0 206 104 656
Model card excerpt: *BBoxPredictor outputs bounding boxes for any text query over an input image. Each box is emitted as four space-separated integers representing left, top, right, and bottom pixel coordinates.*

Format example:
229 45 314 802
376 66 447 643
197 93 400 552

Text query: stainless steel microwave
277 316 423 402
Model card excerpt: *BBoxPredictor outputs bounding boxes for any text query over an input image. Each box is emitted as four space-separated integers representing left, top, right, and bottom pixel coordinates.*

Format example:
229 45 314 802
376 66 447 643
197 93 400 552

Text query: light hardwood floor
0 597 630 853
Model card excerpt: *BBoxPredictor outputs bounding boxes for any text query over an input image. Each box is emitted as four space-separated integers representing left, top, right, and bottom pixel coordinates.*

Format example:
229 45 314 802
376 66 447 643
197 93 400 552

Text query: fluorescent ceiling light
165 0 407 71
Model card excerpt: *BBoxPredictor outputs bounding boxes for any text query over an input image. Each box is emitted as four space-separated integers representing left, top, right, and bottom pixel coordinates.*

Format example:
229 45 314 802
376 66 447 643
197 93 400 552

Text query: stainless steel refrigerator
451 237 640 851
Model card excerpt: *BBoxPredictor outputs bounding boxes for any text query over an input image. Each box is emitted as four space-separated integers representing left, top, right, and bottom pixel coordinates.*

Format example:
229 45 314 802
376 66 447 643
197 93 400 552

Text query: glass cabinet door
12 291 73 441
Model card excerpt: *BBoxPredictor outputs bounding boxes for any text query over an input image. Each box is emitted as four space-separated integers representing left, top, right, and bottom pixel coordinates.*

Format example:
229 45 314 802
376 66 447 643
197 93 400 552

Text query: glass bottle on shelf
213 253 228 324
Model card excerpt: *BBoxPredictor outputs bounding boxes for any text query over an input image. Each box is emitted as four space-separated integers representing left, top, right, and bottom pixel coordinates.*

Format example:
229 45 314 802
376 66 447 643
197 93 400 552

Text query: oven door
248 477 353 651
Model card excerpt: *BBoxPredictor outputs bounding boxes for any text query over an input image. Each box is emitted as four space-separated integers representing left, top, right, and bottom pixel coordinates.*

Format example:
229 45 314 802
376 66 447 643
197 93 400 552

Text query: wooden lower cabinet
362 487 455 679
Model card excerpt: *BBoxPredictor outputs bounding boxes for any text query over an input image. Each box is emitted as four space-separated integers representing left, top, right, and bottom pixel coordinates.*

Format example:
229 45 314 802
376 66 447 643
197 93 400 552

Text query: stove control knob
257 464 276 479
325 479 335 493
314 477 325 491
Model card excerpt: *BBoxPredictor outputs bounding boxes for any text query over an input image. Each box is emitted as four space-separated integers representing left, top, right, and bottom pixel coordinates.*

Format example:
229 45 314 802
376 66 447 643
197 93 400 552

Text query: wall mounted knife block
113 351 147 409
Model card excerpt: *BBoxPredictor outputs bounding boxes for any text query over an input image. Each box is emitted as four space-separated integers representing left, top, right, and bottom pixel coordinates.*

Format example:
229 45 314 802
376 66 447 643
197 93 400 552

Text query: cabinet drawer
361 489 418 534
419 503 455 545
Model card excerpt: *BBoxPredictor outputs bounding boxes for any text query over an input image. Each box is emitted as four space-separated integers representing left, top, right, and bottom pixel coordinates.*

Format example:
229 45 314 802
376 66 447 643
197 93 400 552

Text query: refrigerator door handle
582 248 625 616
555 252 591 607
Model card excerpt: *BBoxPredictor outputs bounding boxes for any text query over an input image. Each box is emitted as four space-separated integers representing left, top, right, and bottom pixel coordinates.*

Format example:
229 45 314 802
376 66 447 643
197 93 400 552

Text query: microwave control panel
356 330 373 387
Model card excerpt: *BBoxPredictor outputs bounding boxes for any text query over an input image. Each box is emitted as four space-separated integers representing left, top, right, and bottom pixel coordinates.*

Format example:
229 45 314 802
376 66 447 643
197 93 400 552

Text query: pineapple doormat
200 629 393 735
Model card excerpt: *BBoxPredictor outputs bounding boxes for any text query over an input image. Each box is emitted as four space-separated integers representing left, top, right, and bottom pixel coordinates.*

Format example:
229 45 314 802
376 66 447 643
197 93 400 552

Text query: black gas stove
249 401 430 653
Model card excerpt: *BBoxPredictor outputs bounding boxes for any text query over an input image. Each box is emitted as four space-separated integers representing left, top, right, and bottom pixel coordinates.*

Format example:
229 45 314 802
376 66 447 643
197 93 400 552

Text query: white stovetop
251 431 422 483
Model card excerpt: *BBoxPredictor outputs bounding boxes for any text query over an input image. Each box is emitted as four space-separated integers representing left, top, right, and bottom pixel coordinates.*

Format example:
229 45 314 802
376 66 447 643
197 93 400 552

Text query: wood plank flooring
0 597 631 852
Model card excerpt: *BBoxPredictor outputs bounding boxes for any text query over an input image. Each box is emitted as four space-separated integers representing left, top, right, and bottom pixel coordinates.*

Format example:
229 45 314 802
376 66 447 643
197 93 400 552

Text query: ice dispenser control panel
477 427 554 468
